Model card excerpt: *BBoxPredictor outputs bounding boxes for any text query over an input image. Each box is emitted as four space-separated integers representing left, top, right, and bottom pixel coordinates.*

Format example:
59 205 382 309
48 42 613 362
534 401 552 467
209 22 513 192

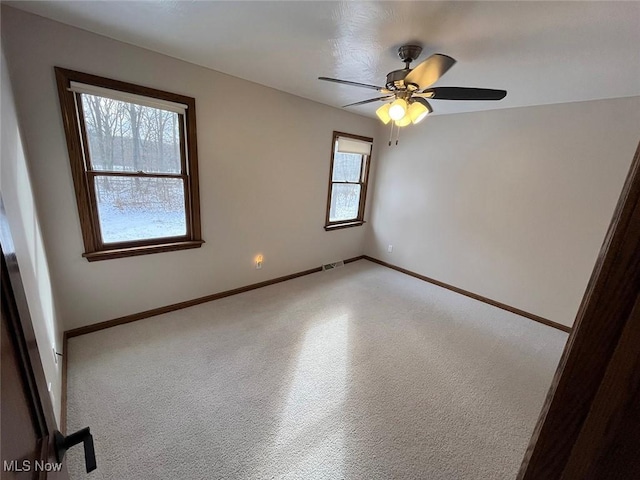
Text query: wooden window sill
83 240 204 262
324 221 365 231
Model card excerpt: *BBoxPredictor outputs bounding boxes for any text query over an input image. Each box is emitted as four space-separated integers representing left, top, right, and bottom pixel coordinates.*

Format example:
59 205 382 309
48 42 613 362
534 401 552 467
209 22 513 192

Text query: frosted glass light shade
388 99 407 121
395 113 411 127
375 103 392 124
408 102 430 124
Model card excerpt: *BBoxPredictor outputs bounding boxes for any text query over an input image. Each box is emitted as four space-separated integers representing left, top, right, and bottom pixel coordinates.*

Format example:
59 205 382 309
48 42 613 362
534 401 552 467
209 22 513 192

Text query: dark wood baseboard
363 255 572 334
65 255 364 339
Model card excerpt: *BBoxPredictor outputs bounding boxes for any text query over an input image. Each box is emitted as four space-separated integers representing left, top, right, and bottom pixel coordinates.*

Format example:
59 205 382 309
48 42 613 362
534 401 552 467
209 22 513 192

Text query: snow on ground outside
99 202 358 243
98 203 186 243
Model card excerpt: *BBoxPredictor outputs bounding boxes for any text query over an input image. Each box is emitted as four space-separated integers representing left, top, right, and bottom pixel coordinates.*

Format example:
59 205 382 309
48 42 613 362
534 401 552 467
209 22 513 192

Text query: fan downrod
385 45 423 91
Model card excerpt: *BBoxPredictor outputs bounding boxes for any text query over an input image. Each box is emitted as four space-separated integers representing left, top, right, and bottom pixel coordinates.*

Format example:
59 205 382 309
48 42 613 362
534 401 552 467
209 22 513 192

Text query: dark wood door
518 141 640 478
1 197 69 479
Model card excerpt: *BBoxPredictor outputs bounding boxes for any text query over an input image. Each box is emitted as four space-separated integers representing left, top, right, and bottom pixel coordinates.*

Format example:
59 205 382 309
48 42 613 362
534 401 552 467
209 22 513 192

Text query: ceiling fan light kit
319 44 507 145
375 103 392 124
408 101 430 124
377 99 429 126
388 98 408 120
395 114 412 127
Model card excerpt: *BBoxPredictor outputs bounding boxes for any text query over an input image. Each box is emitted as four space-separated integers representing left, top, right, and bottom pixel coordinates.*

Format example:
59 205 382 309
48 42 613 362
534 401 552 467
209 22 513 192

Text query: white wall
4 6 637 334
1 6 378 330
1 49 63 423
366 97 640 327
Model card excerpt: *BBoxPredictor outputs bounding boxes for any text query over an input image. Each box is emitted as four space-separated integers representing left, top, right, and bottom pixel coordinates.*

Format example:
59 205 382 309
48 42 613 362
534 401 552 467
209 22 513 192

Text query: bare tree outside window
81 95 186 243
55 67 202 261
325 132 373 231
329 152 363 221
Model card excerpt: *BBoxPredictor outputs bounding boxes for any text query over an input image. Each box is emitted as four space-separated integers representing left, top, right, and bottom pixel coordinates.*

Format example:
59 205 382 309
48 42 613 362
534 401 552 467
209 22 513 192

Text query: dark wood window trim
324 131 373 231
55 67 203 261
324 220 366 231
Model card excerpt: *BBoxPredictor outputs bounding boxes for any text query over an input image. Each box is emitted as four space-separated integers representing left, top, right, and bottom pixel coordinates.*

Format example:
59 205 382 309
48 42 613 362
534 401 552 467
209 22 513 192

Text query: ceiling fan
319 45 506 137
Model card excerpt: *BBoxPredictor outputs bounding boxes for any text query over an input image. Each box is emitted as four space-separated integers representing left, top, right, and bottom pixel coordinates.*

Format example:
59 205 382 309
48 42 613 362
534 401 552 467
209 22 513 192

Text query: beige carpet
66 260 567 479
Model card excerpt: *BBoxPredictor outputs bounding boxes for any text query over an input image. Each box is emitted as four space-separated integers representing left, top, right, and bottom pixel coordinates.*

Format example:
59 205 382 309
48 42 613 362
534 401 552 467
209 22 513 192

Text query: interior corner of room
1 1 639 479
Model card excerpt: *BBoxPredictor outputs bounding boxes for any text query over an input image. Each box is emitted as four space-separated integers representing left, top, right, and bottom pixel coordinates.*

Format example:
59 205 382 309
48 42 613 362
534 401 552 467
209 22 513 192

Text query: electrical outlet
255 254 263 269
388 245 393 253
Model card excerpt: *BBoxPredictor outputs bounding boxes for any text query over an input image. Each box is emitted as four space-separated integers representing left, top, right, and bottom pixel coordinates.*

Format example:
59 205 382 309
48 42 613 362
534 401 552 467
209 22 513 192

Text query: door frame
1 195 68 478
518 140 640 478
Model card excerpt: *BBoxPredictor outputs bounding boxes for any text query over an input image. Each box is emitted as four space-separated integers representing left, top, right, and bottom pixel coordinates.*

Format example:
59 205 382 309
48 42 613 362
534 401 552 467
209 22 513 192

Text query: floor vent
322 260 345 271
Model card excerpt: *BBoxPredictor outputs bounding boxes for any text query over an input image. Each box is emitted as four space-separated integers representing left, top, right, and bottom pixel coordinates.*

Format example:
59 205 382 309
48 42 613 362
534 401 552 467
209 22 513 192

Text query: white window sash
69 81 187 114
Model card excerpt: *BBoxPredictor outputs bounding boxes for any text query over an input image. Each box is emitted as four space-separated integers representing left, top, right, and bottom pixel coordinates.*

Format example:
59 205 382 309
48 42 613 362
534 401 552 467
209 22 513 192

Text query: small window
55 68 203 261
325 132 373 231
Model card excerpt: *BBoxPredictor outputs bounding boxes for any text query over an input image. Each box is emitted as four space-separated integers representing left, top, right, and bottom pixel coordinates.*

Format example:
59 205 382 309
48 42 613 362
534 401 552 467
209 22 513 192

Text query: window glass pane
81 93 181 173
329 183 361 221
332 152 362 182
94 176 186 243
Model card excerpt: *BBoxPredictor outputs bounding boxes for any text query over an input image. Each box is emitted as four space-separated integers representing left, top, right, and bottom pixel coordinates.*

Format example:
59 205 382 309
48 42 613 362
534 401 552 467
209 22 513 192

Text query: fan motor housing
386 69 419 92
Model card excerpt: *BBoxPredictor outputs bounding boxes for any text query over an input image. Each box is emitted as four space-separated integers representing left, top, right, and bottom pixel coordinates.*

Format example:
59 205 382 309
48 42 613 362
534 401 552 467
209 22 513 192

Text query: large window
55 68 202 261
325 132 373 230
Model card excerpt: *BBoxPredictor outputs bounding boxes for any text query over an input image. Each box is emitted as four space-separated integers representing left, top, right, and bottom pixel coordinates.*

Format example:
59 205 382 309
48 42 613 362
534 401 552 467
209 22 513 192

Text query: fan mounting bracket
398 45 423 65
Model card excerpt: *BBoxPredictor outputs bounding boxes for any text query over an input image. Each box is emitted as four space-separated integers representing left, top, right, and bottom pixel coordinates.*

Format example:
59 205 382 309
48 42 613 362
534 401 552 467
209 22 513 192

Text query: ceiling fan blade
342 96 393 108
319 77 386 92
404 54 456 90
420 87 507 101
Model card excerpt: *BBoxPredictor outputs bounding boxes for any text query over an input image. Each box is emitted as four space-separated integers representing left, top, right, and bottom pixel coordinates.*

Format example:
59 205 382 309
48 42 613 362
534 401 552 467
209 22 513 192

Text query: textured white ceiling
7 1 640 117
